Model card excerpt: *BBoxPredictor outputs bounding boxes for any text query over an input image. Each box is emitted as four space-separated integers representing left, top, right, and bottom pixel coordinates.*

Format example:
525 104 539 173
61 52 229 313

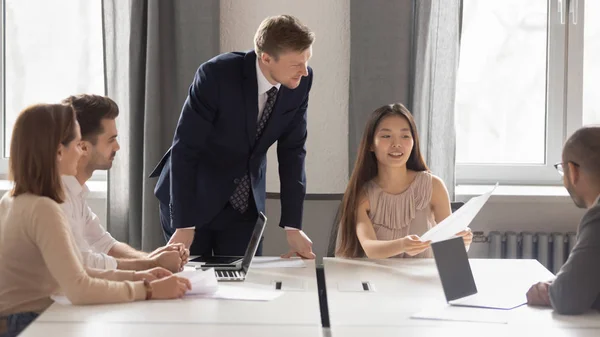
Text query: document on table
420 183 498 243
251 257 307 269
411 303 509 324
176 268 218 295
202 284 284 301
178 268 283 301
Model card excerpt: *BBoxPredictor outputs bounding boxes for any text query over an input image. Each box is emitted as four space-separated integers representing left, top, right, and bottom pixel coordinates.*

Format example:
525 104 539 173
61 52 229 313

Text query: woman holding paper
335 103 472 259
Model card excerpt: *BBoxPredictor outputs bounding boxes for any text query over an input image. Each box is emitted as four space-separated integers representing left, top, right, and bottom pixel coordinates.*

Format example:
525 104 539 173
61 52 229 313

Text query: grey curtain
412 0 460 199
102 0 220 250
348 0 414 172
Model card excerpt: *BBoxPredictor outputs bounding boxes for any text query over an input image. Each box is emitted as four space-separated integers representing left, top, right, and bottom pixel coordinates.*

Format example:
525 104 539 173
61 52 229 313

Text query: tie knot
267 86 278 98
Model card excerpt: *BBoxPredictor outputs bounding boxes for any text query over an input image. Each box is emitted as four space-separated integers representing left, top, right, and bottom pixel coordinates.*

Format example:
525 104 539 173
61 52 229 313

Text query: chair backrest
326 205 342 257
451 201 465 213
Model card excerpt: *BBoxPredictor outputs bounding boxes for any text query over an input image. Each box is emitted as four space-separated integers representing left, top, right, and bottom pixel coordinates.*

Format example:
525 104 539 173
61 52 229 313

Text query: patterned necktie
230 86 278 213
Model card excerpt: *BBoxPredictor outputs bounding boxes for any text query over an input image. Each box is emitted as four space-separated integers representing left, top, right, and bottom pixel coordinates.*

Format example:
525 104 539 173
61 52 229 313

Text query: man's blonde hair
254 15 314 59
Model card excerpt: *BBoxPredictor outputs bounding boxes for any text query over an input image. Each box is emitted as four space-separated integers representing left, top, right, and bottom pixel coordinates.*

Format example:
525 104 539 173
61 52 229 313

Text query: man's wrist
147 257 159 269
284 226 300 231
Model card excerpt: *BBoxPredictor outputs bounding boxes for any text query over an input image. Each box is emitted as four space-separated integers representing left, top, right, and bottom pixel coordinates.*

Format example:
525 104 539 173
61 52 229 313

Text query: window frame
1 0 7 178
456 0 585 186
0 0 107 182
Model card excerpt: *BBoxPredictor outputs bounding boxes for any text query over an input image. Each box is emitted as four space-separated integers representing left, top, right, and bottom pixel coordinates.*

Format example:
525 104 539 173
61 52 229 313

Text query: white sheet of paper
251 257 307 269
50 295 71 306
176 268 219 295
420 183 498 243
411 303 509 324
200 284 284 301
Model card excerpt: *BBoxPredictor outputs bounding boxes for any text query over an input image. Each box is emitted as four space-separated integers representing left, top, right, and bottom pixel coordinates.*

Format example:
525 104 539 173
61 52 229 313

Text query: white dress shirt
255 58 298 231
61 175 118 269
256 58 281 121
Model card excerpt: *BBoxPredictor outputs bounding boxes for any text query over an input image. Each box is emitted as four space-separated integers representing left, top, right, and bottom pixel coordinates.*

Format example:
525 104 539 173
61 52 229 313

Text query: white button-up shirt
61 175 118 269
255 57 299 231
256 58 281 120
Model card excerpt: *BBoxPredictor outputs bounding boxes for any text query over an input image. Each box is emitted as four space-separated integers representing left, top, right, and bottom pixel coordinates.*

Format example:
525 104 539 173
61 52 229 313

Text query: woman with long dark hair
336 103 472 258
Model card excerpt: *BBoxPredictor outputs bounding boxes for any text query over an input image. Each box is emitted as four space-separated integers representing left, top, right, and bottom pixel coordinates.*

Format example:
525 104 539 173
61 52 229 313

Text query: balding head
563 126 600 182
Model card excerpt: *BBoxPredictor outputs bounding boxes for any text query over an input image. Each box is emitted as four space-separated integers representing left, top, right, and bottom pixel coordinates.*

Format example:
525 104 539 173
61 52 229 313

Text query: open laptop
431 236 526 310
189 212 267 282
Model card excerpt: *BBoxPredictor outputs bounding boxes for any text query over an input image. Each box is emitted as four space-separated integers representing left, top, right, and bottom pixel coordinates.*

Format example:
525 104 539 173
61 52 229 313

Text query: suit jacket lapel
243 51 259 149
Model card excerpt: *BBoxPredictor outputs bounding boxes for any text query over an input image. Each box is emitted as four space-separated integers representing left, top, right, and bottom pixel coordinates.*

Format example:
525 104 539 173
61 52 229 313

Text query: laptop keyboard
215 270 246 281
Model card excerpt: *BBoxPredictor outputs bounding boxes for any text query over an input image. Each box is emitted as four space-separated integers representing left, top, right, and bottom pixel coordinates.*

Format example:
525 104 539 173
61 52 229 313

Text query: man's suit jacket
549 197 600 314
150 50 312 231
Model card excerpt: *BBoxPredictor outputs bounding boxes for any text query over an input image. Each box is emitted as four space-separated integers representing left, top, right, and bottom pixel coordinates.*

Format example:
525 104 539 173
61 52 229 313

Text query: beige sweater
0 193 145 315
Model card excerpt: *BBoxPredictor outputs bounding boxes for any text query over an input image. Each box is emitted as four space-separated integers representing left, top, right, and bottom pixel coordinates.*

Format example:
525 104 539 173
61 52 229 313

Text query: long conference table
19 257 600 337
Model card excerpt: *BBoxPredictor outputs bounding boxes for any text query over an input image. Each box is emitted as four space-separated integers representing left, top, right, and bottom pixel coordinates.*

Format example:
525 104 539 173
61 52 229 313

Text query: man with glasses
526 126 600 314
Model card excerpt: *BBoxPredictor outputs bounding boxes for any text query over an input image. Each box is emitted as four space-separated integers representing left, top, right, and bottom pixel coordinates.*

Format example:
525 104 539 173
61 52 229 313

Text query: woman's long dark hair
335 103 428 257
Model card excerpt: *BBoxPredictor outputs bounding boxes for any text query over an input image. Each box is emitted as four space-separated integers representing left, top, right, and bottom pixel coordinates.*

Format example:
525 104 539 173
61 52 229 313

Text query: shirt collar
61 175 89 198
256 57 281 95
594 194 600 206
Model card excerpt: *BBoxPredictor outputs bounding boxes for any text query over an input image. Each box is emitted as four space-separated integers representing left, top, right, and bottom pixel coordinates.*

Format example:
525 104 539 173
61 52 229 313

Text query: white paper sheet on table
251 257 306 269
200 284 284 301
178 267 283 301
176 268 218 295
420 183 498 243
411 303 509 324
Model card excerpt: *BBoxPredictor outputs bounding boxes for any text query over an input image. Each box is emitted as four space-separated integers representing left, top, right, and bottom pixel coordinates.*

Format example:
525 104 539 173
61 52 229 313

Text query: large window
0 0 104 176
456 0 595 185
582 0 600 125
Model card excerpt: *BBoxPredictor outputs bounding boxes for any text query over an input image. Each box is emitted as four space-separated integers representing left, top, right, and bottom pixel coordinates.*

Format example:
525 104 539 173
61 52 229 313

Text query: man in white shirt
61 94 188 272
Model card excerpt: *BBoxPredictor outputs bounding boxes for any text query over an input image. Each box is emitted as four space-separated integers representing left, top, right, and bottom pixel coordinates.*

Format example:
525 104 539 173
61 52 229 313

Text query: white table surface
34 257 321 326
330 326 600 337
323 258 600 329
19 322 323 337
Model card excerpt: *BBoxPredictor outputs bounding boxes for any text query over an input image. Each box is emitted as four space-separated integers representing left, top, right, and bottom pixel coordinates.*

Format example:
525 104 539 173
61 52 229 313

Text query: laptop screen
431 236 478 302
241 212 267 272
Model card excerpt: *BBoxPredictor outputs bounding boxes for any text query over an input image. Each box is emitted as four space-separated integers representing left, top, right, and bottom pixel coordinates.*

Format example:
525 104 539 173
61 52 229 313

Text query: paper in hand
420 183 498 243
176 268 219 295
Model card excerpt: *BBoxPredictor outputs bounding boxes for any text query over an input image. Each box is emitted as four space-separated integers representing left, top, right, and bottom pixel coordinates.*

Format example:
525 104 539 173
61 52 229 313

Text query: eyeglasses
554 161 580 176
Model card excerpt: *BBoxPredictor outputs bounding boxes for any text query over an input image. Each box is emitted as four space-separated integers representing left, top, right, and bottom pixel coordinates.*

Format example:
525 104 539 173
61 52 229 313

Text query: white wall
220 0 350 194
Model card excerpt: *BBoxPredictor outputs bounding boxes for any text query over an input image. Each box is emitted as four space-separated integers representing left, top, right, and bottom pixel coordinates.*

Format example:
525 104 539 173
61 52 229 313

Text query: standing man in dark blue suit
150 15 316 259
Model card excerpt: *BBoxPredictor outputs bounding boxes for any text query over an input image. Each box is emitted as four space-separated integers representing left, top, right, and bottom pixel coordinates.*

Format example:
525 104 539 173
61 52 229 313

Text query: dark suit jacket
549 198 600 314
150 50 312 231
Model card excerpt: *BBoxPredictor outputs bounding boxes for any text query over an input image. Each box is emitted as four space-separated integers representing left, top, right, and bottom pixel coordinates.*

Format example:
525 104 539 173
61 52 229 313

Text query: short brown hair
9 103 78 203
62 94 119 144
563 126 600 180
254 15 315 59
